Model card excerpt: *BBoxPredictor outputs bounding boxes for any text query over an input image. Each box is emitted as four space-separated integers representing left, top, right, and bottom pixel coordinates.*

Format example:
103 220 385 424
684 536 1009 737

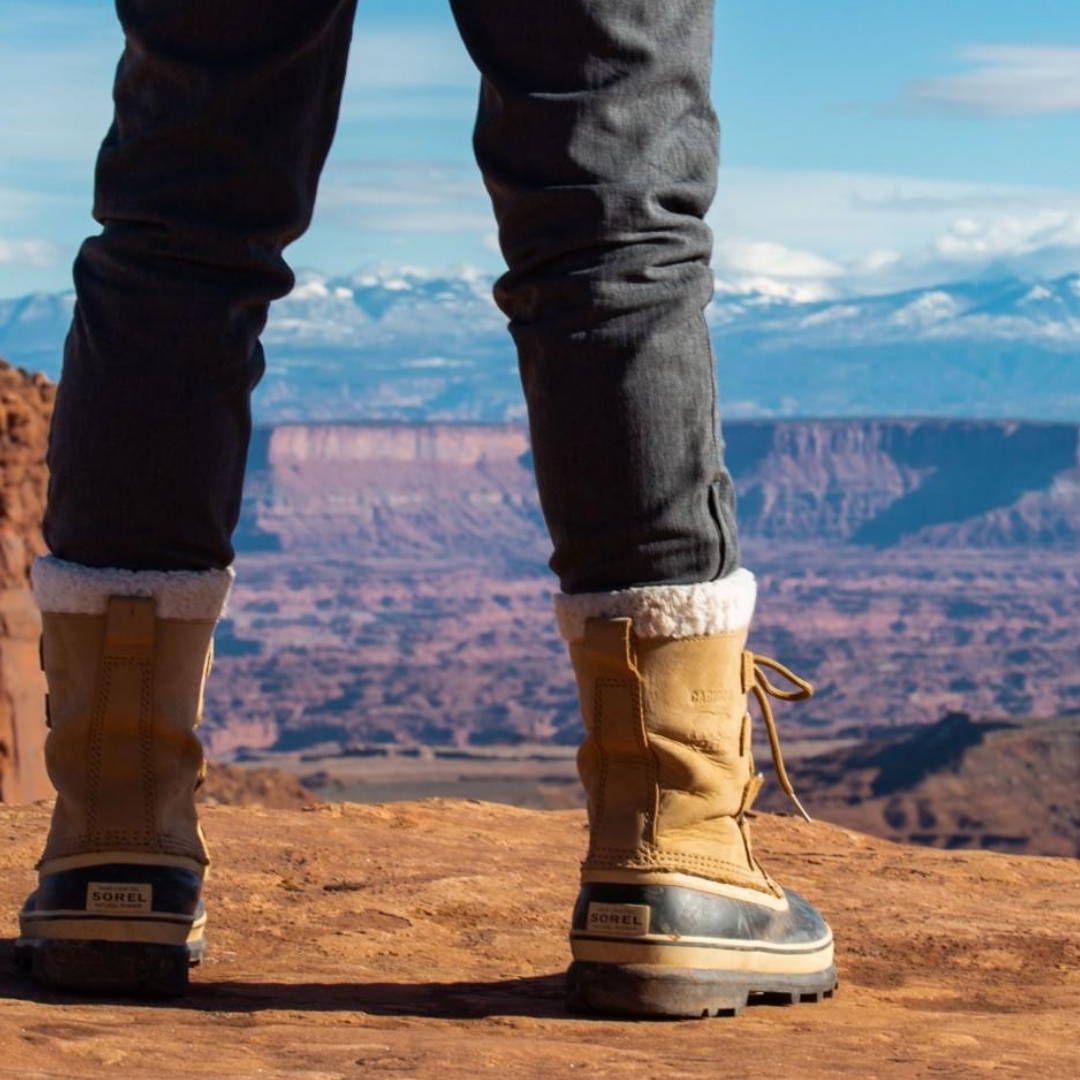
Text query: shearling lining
32 555 234 621
553 568 757 642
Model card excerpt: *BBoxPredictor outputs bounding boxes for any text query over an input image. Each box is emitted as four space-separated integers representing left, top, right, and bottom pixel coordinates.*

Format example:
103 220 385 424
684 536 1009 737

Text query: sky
1 0 1079 300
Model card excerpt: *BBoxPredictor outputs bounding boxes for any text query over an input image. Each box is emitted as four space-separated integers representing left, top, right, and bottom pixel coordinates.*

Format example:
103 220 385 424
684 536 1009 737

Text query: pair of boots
18 558 835 1016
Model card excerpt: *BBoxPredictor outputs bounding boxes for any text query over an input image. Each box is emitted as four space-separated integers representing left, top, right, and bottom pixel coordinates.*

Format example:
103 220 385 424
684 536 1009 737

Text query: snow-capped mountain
711 275 1080 348
2 267 1079 421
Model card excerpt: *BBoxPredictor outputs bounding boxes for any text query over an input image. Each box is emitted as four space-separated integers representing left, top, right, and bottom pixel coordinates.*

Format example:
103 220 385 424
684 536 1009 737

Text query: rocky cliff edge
1 800 1077 1079
0 358 52 804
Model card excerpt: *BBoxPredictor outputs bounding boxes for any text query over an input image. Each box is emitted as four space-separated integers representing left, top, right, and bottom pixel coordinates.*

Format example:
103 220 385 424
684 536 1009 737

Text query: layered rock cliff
729 418 1080 545
238 419 1080 555
756 712 1080 857
238 423 541 564
0 358 52 803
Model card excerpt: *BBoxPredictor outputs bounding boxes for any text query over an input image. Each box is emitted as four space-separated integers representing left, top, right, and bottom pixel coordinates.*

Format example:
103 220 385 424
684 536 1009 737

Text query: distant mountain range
2 268 1079 422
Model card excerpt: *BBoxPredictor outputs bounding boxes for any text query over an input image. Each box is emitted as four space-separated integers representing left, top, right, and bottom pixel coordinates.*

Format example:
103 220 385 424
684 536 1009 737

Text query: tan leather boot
16 557 232 996
555 569 836 1017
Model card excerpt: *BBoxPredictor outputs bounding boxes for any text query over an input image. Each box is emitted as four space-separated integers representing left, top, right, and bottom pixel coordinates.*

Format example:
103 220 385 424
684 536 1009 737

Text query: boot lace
745 652 815 823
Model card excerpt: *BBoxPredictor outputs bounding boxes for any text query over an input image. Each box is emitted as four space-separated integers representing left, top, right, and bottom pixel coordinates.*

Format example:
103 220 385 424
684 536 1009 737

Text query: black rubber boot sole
566 960 838 1019
15 937 204 999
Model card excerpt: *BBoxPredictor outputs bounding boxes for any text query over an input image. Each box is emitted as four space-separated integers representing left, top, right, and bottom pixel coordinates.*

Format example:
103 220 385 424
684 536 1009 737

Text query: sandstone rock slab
1 802 1078 1079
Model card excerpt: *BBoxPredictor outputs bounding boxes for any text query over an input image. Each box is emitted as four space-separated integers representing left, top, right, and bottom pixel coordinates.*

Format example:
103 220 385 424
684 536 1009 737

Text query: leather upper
569 616 778 894
40 597 215 867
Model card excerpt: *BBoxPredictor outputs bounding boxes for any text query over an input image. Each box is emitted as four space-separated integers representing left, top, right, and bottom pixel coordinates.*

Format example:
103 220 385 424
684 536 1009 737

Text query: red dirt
2 800 1078 1079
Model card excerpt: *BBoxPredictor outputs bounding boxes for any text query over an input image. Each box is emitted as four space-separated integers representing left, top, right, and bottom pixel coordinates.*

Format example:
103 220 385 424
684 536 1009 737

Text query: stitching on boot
590 679 613 852
633 671 661 849
48 829 171 854
137 656 156 850
157 833 211 861
83 655 159 851
589 676 655 863
590 847 773 891
613 843 774 878
85 659 111 843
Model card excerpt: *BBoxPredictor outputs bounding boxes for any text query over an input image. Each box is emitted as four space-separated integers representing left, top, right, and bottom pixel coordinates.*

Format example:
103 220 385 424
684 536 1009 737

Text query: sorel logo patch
87 883 152 914
587 902 650 936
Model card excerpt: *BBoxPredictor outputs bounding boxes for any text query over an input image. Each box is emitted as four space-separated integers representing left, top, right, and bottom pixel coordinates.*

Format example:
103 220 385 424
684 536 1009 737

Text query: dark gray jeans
44 0 739 594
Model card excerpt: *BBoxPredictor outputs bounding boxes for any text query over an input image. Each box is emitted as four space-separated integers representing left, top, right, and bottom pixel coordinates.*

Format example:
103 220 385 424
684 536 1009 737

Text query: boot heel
17 939 198 998
567 960 751 1018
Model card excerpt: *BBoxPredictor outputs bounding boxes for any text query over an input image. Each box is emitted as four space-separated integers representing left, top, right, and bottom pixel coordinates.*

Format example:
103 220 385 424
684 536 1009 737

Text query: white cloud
1021 285 1054 304
837 209 1080 293
716 239 843 280
708 203 1080 307
925 312 1080 347
713 276 838 305
711 239 843 304
930 212 1080 262
707 168 1080 297
279 164 1080 300
711 169 1080 287
859 250 902 273
907 46 1080 118
800 304 862 328
0 239 60 268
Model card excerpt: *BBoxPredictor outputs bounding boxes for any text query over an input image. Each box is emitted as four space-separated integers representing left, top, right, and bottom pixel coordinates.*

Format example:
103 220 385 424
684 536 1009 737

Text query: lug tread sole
566 960 838 1019
15 938 203 998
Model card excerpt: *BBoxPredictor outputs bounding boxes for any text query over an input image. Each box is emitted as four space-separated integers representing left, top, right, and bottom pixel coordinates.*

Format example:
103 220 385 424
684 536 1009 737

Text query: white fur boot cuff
32 555 235 621
553 568 757 643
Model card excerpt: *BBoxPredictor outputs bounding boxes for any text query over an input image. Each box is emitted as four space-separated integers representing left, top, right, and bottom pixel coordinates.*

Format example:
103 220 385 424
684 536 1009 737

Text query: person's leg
19 0 358 996
451 0 835 1017
450 0 737 595
45 0 358 572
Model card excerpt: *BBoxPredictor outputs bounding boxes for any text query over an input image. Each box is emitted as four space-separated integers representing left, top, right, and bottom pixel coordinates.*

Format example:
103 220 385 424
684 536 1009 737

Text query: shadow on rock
192 974 568 1018
1 939 566 1019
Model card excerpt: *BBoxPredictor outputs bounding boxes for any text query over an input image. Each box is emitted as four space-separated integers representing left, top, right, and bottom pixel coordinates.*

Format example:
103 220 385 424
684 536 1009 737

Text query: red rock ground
2 801 1078 1079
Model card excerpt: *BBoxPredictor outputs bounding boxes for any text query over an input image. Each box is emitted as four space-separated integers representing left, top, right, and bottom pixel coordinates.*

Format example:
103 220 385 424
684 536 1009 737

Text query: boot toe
568 880 836 1018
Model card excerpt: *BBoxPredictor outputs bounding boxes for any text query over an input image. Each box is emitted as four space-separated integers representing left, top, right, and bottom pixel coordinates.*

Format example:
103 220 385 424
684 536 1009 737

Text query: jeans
44 0 739 594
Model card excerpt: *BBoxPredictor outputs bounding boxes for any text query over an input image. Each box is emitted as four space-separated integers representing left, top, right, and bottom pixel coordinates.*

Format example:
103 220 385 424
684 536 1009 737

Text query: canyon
3 387 1080 859
193 416 1080 856
211 417 1080 753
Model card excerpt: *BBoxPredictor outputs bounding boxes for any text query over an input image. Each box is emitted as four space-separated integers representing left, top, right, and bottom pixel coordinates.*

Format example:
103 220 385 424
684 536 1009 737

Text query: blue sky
2 0 1079 299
